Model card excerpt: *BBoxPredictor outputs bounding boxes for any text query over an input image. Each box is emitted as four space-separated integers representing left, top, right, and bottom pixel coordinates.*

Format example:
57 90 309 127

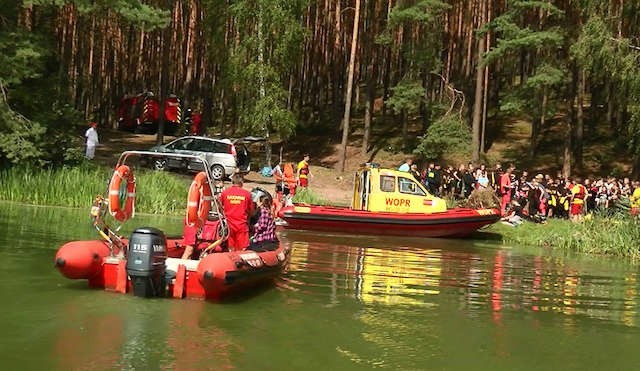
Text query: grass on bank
0 164 189 215
291 187 332 205
488 214 640 259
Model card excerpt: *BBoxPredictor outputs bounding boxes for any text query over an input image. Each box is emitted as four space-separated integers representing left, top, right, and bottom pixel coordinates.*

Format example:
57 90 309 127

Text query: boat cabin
352 165 447 213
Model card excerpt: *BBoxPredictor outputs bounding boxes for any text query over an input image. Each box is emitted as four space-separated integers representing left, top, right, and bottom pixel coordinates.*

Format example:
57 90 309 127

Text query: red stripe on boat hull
280 205 500 238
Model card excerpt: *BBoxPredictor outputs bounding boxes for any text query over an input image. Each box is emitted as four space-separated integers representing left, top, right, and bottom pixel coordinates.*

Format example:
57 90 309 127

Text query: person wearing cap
220 175 255 251
84 122 99 160
297 153 313 188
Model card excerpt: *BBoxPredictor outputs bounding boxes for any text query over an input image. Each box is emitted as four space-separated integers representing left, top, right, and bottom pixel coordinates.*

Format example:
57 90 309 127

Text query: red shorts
227 229 249 251
299 177 308 187
631 207 639 216
570 203 583 216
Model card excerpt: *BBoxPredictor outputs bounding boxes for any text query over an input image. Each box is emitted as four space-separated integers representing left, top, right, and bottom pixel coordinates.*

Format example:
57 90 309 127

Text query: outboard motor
126 227 167 298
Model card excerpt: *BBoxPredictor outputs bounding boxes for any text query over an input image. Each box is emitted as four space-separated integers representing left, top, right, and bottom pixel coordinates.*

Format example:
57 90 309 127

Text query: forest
1 0 639 175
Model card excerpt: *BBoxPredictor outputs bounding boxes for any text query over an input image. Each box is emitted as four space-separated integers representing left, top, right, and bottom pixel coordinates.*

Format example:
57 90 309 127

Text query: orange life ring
108 165 136 222
186 172 212 228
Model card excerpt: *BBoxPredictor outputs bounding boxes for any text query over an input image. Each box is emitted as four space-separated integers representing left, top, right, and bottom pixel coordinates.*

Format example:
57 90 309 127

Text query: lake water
1 202 639 370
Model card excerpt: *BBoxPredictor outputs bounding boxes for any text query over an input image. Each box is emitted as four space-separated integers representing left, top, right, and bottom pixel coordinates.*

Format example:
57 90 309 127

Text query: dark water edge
1 202 640 370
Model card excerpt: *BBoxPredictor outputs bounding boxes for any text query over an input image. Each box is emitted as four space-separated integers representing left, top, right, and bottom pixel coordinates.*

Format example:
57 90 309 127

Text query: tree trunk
574 68 585 171
470 0 485 163
363 66 374 154
563 119 572 177
338 0 360 173
156 2 173 145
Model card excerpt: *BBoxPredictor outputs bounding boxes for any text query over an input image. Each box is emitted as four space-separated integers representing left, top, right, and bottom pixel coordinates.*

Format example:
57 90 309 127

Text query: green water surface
1 202 639 370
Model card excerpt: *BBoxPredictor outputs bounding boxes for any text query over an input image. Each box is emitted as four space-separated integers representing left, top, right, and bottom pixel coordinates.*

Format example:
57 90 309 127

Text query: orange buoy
108 165 136 222
186 172 212 228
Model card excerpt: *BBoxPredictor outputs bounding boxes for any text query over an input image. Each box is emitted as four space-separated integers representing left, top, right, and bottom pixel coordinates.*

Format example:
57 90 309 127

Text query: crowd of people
398 158 640 223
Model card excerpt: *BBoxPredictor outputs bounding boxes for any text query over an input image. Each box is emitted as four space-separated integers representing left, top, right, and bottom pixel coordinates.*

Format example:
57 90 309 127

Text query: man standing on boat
84 122 99 160
297 153 313 188
220 175 255 251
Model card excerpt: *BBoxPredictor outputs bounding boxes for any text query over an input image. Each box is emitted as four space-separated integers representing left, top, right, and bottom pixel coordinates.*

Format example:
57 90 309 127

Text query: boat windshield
398 177 426 196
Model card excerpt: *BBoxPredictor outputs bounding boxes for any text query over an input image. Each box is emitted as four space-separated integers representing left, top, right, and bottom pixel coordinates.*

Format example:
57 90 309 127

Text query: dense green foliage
0 165 190 215
0 7 83 168
414 114 471 160
1 0 640 174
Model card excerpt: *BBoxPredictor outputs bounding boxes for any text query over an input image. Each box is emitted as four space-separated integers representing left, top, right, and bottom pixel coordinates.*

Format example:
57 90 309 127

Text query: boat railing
95 150 230 257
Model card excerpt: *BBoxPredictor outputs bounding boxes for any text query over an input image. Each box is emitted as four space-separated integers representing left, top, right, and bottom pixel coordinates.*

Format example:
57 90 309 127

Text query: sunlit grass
488 214 640 259
292 187 331 205
0 164 190 215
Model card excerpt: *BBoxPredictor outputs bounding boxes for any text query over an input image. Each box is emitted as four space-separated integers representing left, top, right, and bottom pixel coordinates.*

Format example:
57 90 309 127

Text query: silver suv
149 136 250 180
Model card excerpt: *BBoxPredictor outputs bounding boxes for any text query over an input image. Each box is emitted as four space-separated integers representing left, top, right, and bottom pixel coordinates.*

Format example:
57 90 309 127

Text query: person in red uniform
220 175 255 251
181 219 220 259
297 154 312 188
500 164 515 216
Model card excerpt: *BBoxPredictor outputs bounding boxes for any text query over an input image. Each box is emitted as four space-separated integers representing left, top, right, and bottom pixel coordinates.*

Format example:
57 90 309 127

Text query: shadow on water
471 230 503 241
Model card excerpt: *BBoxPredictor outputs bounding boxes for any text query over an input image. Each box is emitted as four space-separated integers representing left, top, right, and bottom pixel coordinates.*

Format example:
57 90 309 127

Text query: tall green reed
490 215 640 259
0 165 190 215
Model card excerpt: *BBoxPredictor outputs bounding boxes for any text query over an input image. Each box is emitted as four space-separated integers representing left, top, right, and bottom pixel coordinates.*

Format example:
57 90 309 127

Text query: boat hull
55 239 290 301
279 205 500 238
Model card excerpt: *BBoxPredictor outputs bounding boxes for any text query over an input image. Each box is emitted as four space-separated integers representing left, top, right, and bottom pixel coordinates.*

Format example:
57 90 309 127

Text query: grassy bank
0 165 189 215
488 215 640 259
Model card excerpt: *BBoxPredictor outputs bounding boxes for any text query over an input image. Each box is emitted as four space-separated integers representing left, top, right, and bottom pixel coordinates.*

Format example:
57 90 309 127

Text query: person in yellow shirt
630 181 640 217
569 178 587 222
297 153 312 188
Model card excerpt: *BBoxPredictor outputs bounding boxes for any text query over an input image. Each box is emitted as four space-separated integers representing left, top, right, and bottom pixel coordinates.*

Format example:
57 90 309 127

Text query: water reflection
281 230 640 328
6 203 640 369
52 296 233 370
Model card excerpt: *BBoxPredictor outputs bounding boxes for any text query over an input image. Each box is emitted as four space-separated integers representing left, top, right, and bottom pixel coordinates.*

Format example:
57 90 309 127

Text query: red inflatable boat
55 229 290 301
278 205 500 238
55 151 289 301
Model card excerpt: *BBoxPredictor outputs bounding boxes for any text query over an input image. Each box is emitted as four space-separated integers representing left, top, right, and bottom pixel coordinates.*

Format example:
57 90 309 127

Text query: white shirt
85 127 99 146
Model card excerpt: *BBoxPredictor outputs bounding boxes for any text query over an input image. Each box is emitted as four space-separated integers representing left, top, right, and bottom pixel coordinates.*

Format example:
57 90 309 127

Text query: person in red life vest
272 161 296 214
181 218 222 259
499 164 515 216
297 153 313 188
220 175 255 251
190 111 202 135
570 177 588 222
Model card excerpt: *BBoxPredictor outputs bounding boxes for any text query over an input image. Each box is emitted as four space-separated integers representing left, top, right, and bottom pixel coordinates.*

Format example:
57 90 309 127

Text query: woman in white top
85 122 99 159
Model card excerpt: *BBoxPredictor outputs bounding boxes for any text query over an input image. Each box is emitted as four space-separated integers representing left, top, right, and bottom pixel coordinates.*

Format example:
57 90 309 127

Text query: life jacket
283 163 296 190
571 184 586 204
631 188 640 208
298 161 309 177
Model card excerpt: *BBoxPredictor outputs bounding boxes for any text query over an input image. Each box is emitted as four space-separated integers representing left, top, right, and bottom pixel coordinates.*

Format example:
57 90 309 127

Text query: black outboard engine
126 227 168 298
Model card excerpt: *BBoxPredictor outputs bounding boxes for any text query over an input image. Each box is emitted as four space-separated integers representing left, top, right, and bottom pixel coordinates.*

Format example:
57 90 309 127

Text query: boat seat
165 257 200 273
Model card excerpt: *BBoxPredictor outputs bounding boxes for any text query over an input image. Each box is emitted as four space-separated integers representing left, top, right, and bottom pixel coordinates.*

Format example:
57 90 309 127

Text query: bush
414 115 471 160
